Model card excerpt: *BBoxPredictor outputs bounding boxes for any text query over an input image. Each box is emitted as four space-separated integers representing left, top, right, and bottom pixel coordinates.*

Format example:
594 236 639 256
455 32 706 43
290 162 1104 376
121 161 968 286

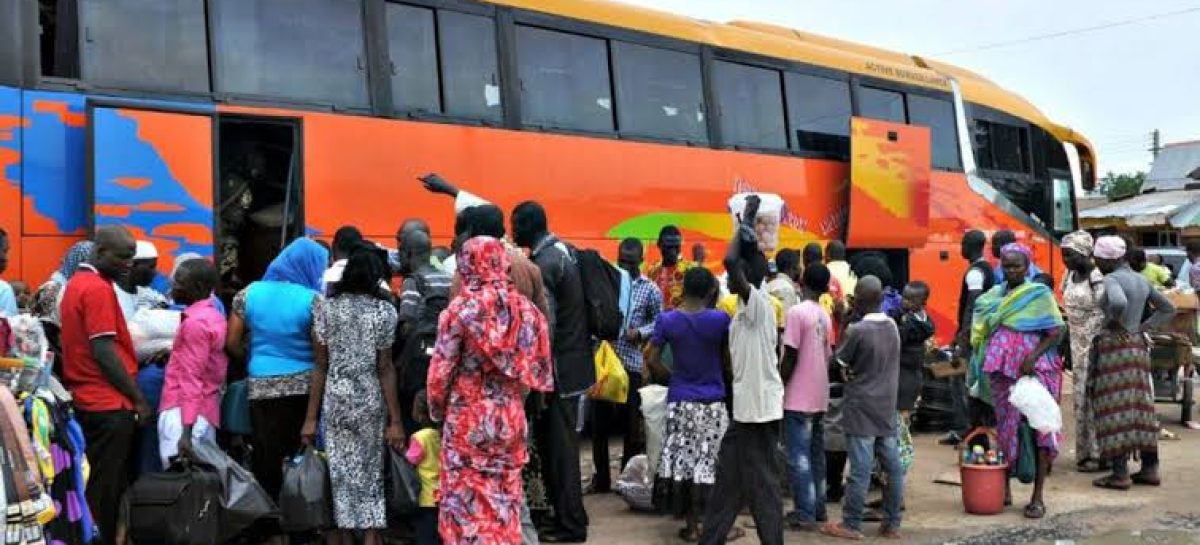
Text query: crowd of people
0 179 1191 545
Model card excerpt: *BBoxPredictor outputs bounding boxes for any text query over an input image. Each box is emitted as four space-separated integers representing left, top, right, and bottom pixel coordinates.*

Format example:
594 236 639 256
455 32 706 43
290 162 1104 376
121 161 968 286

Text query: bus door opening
216 117 303 302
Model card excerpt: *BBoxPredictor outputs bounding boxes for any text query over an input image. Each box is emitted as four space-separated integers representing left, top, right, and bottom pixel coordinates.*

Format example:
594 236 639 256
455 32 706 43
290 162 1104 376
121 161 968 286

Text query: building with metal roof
1081 141 1200 246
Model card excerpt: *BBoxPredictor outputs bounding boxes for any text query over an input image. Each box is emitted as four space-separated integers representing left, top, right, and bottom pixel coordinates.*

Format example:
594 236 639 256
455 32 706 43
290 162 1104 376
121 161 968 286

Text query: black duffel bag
128 462 222 545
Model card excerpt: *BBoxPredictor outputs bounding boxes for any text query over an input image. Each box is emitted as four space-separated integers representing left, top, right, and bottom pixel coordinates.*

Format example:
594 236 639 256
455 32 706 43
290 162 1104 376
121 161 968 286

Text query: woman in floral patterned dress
428 237 554 544
1059 231 1107 472
971 243 1064 519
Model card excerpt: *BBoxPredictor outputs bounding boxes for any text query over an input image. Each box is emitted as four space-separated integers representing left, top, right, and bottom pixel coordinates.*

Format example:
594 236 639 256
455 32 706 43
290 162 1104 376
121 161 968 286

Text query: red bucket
958 428 1008 515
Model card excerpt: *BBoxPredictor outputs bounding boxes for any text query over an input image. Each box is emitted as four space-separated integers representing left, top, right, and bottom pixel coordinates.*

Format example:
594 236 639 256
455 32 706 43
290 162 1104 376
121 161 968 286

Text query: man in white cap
114 240 168 320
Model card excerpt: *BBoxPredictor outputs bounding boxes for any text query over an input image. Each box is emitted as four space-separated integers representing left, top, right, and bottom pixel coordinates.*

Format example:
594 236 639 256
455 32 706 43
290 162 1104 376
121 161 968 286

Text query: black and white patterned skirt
658 401 728 485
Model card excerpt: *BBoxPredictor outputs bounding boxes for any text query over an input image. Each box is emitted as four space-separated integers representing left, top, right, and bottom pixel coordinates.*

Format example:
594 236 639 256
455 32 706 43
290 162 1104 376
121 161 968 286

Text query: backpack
128 463 222 545
397 272 450 394
572 247 624 342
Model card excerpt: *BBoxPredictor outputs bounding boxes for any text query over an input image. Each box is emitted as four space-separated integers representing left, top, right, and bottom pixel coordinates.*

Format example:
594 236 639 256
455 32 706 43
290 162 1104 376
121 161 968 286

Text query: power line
936 5 1200 56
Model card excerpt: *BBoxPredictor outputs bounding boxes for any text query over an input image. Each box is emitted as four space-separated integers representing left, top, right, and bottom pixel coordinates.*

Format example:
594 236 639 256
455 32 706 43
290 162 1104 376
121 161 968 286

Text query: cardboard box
1166 290 1199 311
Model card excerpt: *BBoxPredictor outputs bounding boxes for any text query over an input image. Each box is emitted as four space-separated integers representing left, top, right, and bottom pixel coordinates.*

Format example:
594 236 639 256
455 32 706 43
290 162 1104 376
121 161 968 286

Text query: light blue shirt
0 281 17 317
1178 260 1193 290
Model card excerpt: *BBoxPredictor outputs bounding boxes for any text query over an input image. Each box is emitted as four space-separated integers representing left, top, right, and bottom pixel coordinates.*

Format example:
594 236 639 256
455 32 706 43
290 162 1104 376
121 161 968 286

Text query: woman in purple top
647 267 732 542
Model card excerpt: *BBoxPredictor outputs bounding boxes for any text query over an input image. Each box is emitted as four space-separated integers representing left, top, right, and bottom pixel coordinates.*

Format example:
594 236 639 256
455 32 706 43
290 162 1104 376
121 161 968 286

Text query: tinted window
439 11 501 120
212 0 368 108
387 3 440 113
79 0 208 92
784 72 850 157
907 94 961 170
516 26 613 132
612 42 706 142
974 120 1029 173
991 175 1049 226
713 61 786 149
859 87 906 123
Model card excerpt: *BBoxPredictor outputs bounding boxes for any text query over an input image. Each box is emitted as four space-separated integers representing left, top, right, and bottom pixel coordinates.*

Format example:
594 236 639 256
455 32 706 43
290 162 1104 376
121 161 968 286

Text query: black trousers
826 449 848 501
699 421 784 545
537 393 589 539
249 395 309 500
590 371 644 490
78 409 137 545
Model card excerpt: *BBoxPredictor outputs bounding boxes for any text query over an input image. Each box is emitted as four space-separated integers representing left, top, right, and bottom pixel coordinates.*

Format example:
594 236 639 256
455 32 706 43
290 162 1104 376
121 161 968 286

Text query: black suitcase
128 463 222 545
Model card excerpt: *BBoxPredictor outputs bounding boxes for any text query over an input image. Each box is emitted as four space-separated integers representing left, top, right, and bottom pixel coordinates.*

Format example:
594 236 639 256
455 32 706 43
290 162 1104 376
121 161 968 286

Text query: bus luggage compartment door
87 104 216 276
846 117 931 249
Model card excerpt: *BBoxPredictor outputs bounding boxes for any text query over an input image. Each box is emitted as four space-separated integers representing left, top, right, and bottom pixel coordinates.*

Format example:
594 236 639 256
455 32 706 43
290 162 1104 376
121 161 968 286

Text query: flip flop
726 527 746 542
1023 502 1046 519
677 528 700 542
879 526 903 540
820 522 864 541
1131 472 1162 486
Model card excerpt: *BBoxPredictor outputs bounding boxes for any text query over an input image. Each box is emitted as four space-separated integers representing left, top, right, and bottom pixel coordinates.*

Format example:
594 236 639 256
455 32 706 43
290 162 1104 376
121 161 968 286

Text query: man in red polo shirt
60 225 150 545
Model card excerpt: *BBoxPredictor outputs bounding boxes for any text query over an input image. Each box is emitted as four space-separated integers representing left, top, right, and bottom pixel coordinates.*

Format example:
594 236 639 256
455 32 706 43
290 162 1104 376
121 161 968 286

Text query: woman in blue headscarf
226 237 328 525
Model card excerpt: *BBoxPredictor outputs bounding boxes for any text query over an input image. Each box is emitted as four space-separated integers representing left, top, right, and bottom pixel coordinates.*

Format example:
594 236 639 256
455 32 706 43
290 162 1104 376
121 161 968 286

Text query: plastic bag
386 448 421 522
588 341 629 403
279 446 332 532
614 455 655 512
1008 376 1062 433
639 385 669 478
1015 421 1037 484
190 436 278 541
128 308 181 362
728 193 785 254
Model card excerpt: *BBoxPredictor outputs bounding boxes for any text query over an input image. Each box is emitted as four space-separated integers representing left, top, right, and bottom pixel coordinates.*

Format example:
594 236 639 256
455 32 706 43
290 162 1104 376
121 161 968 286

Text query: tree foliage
1099 171 1146 201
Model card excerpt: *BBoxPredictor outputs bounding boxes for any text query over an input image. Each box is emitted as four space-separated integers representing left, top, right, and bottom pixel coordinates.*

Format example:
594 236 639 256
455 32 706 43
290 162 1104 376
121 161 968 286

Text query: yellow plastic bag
589 341 629 403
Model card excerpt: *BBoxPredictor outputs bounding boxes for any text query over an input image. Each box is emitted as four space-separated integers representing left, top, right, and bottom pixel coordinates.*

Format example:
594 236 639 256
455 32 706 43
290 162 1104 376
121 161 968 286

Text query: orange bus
0 0 1095 340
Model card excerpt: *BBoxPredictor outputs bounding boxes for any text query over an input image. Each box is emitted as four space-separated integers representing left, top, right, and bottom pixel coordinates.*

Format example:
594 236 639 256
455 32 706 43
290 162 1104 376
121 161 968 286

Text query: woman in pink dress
427 237 555 544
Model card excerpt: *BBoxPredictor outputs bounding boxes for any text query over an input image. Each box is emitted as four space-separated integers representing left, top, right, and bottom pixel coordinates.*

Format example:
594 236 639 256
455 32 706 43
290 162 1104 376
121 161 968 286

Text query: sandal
677 528 700 542
1092 475 1132 490
1023 502 1046 519
1131 472 1161 486
879 526 903 540
725 527 746 542
820 522 864 541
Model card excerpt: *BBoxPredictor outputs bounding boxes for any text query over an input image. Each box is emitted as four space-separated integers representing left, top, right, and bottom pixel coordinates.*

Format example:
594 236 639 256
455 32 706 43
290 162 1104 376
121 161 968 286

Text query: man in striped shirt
589 238 662 493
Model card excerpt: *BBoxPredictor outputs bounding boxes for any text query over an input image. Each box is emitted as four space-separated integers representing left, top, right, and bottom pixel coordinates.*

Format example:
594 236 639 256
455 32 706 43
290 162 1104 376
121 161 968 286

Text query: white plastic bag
614 455 655 512
639 385 669 478
128 308 182 362
1008 376 1062 433
728 193 784 254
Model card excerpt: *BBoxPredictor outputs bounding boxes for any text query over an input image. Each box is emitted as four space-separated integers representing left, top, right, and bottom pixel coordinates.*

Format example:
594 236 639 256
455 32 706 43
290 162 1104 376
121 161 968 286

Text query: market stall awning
1080 189 1200 228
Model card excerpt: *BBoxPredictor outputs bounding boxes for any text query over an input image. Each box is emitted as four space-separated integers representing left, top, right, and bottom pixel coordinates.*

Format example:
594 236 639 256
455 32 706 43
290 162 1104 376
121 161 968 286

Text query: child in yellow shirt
405 390 442 545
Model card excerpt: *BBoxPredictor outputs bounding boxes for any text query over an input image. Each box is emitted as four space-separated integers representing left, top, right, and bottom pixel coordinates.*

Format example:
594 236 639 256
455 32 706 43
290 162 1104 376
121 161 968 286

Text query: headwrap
1061 231 1094 257
134 240 158 260
58 241 95 280
1000 242 1033 263
446 237 553 388
1093 236 1127 260
262 238 329 292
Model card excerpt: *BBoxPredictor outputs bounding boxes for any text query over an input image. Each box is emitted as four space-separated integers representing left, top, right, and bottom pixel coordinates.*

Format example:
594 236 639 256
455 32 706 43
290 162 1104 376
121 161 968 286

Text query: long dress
983 327 1064 466
427 279 554 543
315 294 398 530
1061 269 1105 463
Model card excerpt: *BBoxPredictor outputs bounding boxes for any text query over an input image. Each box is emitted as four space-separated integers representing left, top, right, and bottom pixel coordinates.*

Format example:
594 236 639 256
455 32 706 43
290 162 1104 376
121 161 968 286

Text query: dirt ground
582 372 1200 544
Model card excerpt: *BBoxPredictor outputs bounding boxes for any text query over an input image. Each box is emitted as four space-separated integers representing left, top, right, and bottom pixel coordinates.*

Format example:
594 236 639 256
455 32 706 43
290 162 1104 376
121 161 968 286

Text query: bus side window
438 11 502 121
516 26 614 133
211 0 369 109
386 3 441 114
612 42 707 143
858 87 906 124
907 94 961 171
78 0 209 93
713 61 787 150
784 72 851 159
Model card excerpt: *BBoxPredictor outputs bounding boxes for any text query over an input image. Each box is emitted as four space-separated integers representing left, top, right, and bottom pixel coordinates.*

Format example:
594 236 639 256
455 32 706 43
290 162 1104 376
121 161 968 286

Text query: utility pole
1150 129 1161 158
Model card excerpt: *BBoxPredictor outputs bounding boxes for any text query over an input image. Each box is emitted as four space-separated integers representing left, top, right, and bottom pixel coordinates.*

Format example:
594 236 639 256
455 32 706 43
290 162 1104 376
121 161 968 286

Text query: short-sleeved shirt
651 309 729 403
729 286 784 423
718 292 785 326
60 265 139 411
836 314 901 437
782 300 831 413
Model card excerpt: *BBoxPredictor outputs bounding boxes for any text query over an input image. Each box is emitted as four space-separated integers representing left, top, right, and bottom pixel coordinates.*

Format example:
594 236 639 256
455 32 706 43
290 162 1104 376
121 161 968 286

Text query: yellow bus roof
485 0 1093 156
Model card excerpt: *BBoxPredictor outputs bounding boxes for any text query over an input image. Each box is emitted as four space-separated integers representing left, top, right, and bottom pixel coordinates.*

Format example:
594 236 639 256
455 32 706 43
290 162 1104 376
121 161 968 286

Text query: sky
621 0 1200 176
